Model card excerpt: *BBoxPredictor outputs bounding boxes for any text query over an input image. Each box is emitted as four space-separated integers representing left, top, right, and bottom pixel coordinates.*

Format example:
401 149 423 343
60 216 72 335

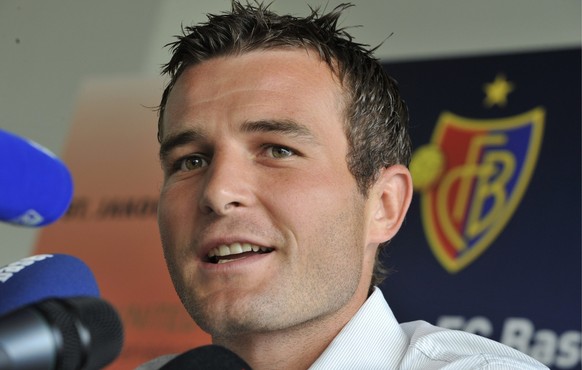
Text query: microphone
0 129 73 227
0 254 99 317
160 345 252 370
0 296 124 370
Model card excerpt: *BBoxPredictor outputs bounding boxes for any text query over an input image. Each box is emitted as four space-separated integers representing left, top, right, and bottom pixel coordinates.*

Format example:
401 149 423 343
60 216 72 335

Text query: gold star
483 74 515 107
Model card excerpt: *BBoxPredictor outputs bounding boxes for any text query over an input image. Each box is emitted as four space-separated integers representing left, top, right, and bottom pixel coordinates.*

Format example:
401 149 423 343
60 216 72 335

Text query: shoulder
399 320 548 369
134 354 178 370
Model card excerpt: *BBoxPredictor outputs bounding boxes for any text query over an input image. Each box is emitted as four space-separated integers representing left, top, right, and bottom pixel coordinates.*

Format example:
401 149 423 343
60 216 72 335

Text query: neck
213 287 370 370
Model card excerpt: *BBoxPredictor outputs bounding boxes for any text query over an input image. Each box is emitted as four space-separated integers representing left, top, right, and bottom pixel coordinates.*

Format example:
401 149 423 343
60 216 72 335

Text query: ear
367 165 413 245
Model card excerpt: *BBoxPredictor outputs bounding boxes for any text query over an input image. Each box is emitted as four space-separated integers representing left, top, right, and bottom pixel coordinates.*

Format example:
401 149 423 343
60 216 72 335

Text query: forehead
161 48 346 138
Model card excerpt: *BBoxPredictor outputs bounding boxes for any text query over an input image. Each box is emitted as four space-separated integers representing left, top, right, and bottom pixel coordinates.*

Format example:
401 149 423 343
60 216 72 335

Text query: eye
267 145 295 159
177 155 209 172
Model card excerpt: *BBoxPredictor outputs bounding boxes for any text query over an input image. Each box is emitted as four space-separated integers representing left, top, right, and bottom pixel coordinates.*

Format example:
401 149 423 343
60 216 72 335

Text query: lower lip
200 251 274 271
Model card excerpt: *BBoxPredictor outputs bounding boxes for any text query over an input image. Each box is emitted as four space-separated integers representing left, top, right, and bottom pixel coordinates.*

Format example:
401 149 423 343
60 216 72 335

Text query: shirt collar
309 287 410 369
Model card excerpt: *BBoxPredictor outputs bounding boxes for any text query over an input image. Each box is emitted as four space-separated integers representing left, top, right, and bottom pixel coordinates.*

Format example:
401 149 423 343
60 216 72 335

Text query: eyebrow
159 119 319 161
159 129 205 162
240 119 318 143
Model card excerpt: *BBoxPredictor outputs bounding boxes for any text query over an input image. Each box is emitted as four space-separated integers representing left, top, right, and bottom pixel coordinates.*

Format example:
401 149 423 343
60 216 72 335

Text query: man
140 2 547 369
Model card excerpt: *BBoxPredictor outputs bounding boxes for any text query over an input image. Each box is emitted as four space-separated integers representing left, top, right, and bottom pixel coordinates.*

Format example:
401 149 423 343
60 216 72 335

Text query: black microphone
0 297 123 370
160 345 252 370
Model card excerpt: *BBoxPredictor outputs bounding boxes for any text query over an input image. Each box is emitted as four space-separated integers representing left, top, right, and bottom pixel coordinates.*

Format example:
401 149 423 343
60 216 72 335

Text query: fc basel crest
410 108 545 273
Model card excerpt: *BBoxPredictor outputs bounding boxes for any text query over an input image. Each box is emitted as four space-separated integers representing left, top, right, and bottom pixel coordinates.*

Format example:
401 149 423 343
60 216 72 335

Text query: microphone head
0 254 100 316
35 297 124 370
161 345 252 370
0 129 74 227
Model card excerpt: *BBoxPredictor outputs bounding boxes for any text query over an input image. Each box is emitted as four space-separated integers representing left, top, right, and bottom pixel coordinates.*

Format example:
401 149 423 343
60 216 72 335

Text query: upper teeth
208 243 270 258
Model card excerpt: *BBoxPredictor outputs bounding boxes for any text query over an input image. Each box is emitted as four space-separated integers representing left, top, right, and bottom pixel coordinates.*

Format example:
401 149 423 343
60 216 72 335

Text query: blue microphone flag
0 129 74 226
0 254 100 316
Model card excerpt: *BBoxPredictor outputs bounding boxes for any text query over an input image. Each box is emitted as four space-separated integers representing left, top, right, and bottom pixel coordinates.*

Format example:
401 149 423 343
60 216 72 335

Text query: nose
198 151 254 216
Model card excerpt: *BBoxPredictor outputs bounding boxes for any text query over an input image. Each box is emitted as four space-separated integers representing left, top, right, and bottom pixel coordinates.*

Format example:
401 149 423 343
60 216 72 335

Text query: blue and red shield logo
410 108 545 273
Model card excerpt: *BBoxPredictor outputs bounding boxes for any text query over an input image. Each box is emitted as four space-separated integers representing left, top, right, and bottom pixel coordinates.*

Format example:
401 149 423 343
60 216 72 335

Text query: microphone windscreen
39 297 124 370
0 297 124 370
161 345 252 370
0 254 99 316
0 129 73 227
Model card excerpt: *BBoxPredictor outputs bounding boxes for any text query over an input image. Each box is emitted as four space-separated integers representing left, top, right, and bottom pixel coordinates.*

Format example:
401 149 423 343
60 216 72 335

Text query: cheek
159 180 199 217
157 185 196 247
264 167 359 236
158 189 197 287
157 191 177 237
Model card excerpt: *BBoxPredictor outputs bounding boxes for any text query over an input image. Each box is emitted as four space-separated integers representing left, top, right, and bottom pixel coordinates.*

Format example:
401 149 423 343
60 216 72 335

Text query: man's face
158 49 378 338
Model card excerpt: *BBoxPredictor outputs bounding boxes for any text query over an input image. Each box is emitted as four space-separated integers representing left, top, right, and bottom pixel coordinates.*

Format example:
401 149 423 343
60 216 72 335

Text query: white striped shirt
309 287 547 369
137 288 547 369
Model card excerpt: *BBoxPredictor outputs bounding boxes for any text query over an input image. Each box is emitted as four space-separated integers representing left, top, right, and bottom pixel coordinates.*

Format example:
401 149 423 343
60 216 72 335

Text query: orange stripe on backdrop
34 78 211 369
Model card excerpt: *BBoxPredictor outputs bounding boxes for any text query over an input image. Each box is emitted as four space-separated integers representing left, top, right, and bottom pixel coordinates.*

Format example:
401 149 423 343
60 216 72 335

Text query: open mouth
207 242 274 264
